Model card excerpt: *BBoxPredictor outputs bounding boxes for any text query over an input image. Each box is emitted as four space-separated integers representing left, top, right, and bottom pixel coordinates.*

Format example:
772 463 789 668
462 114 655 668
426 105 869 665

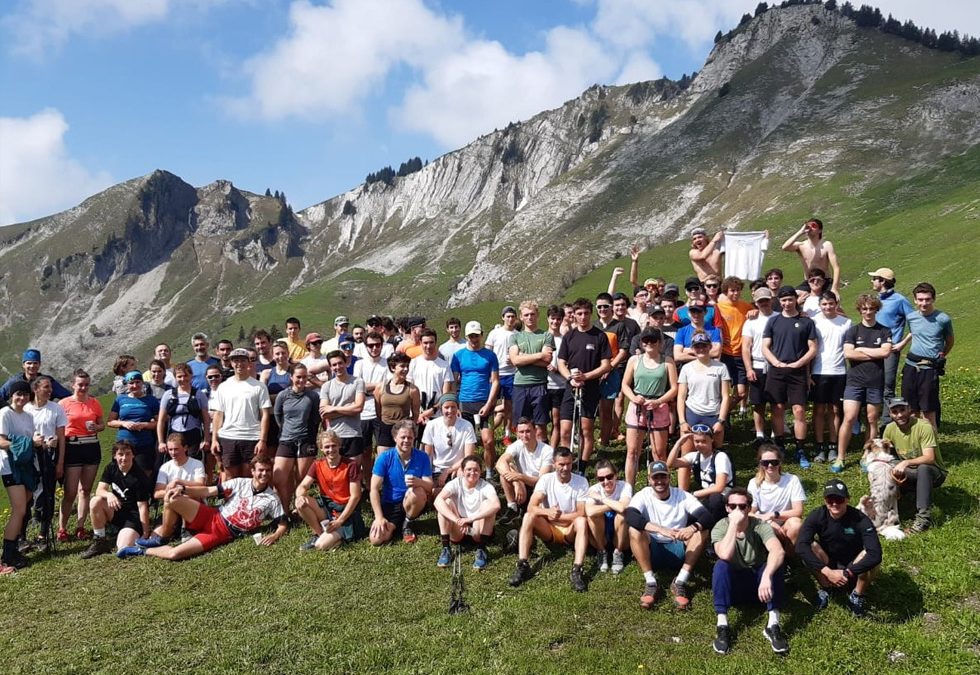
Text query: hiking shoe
299 535 318 552
509 560 532 587
816 588 831 610
713 625 731 655
473 549 488 571
80 537 113 559
830 459 844 474
499 505 520 525
640 582 659 609
796 449 811 470
763 624 789 654
437 546 453 568
56 528 69 543
136 533 166 548
570 565 587 592
827 447 839 463
813 450 827 463
671 580 691 610
909 511 932 534
847 591 867 617
2 549 29 569
116 545 145 559
611 549 625 574
75 527 91 541
402 524 417 544
598 551 610 572
504 528 520 553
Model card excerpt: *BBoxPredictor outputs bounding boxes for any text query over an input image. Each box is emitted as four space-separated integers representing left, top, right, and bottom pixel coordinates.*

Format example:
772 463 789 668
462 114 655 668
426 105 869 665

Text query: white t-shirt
741 313 773 371
156 457 206 486
747 473 806 514
505 440 555 477
354 341 394 361
812 313 851 375
408 356 453 412
301 354 330 384
721 231 768 280
353 356 388 420
421 416 478 472
485 327 516 376
628 486 704 543
211 377 272 440
533 471 589 512
441 476 498 518
681 450 734 493
0 407 36 475
678 360 730 416
438 338 466 363
587 479 633 504
25 401 68 439
218 477 284 535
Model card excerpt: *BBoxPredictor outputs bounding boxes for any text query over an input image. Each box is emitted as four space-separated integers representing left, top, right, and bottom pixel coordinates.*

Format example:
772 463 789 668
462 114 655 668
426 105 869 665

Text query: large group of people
0 218 956 655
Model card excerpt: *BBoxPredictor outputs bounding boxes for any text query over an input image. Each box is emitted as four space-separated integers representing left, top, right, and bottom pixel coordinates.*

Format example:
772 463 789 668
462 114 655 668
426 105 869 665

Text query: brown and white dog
857 439 906 541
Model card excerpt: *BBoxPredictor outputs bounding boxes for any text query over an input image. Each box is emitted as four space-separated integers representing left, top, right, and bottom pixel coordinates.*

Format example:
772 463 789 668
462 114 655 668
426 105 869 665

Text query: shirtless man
689 227 724 281
780 218 840 295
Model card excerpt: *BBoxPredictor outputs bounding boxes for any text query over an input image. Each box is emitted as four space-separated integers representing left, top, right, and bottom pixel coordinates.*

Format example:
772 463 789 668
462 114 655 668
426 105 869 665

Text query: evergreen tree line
365 156 425 186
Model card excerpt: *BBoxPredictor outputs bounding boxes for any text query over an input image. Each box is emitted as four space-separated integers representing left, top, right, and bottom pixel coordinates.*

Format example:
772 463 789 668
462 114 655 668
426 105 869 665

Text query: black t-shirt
797 505 881 575
100 462 153 510
558 325 612 377
628 334 675 360
844 322 892 388
609 318 640 371
763 313 817 363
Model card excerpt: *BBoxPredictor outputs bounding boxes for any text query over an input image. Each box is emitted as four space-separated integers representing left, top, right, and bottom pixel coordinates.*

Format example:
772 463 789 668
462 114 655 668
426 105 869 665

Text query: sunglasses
690 423 712 434
597 474 616 481
825 496 846 505
206 375 221 381
704 284 719 289
366 343 383 348
308 341 323 346
760 459 780 467
726 503 749 511
596 305 612 310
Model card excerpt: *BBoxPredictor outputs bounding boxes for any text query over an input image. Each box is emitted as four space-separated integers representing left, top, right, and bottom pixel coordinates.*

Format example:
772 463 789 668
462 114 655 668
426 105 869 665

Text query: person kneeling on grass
434 455 500 571
80 441 153 559
294 429 366 551
796 480 882 617
369 420 432 545
508 447 590 592
625 460 713 610
585 459 632 575
710 487 788 656
116 454 287 560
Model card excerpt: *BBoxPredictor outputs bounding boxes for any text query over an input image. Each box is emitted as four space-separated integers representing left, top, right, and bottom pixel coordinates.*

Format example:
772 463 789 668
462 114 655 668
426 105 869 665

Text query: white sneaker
598 551 610 572
611 549 625 574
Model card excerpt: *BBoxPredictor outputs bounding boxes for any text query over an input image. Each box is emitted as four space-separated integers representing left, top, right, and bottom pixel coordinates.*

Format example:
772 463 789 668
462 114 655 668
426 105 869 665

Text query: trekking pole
448 542 469 615
646 408 658 464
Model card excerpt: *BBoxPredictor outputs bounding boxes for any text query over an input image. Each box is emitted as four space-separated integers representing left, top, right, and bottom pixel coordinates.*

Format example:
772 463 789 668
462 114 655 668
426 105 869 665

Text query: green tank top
633 357 668 398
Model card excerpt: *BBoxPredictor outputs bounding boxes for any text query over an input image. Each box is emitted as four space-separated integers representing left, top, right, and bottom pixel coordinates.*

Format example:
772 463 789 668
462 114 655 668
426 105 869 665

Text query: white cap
464 320 483 336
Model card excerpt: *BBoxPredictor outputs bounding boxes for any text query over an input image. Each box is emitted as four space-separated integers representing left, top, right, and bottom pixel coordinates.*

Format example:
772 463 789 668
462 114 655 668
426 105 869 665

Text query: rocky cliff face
1 4 978 379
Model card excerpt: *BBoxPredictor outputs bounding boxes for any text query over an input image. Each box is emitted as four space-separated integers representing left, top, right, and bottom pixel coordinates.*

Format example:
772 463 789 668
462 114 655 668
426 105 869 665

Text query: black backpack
166 387 202 420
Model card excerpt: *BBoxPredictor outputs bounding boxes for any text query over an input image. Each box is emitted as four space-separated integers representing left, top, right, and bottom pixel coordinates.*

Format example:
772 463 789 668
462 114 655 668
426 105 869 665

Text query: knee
294 494 310 511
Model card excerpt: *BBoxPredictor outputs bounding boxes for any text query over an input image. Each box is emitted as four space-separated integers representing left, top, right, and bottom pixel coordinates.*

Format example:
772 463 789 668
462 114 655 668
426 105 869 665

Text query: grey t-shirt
320 377 365 439
273 388 319 443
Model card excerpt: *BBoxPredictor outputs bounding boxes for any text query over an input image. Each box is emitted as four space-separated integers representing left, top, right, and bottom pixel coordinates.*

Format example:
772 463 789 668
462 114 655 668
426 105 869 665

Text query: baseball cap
691 227 707 237
338 333 354 348
649 461 669 476
305 332 323 345
684 276 703 291
501 305 517 316
688 303 706 313
868 268 896 282
691 332 712 346
643 278 657 287
229 348 250 360
407 316 426 328
649 305 666 316
887 397 910 409
823 480 849 499
663 283 680 295
22 349 41 363
123 370 143 383
334 316 349 327
464 321 483 336
777 285 798 299
752 287 773 302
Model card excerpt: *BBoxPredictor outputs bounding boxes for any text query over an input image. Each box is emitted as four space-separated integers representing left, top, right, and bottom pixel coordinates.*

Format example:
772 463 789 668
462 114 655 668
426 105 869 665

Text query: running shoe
763 624 789 654
713 625 731 655
437 546 453 568
473 549 488 571
611 549 625 574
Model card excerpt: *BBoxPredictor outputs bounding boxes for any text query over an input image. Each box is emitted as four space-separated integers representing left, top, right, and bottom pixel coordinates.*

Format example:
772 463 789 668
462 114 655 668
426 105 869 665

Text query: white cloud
872 0 980 37
591 0 747 53
0 109 113 226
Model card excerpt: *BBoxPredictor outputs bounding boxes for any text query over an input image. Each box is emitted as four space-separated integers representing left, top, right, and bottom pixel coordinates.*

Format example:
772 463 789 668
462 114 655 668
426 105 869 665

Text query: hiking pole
448 542 469 615
646 408 658 464
571 385 584 472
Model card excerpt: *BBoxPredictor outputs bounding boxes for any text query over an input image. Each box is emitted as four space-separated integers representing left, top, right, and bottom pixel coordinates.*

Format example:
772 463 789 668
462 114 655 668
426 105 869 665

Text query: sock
756 431 765 439
773 435 785 448
474 536 486 552
441 534 450 547
403 518 413 530
644 570 657 585
794 438 804 451
93 528 106 538
717 613 729 627
675 568 691 585
518 558 528 566
768 610 780 627
2 538 14 555
816 442 825 453
485 468 492 480
507 501 518 511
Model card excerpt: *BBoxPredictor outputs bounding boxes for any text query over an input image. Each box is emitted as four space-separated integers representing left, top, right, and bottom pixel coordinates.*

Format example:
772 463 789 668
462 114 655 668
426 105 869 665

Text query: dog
857 439 906 541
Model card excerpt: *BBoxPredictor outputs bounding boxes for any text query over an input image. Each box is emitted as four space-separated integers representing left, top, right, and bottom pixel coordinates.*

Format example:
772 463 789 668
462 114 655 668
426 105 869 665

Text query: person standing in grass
434 455 500 571
210 349 272 480
422 394 478 496
294 429 366 551
0 380 40 570
893 282 953 429
621 327 677 482
58 369 105 542
810 291 851 469
107 371 160 477
369 420 432 545
450 322 500 478
80 441 153 560
666 427 733 525
710 487 789 656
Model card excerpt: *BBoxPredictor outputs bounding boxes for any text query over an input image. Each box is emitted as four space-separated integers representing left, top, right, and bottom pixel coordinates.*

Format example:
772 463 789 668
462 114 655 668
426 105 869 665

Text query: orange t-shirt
309 457 361 506
715 298 754 356
60 396 104 437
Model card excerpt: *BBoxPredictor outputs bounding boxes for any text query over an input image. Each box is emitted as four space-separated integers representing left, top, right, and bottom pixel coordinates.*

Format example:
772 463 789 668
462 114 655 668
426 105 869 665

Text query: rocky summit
1 4 978 379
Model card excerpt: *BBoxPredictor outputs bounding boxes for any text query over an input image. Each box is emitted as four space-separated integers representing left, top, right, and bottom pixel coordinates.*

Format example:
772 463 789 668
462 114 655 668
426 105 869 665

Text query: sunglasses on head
726 503 749 511
760 459 780 467
690 423 712 434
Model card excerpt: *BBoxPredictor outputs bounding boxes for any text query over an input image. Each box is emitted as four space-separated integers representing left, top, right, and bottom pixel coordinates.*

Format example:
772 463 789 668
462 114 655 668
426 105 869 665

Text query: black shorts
547 388 564 411
374 420 395 448
842 384 883 406
559 384 601 421
219 438 259 467
512 383 550 427
764 367 808 406
810 374 845 405
748 369 771 405
2 473 24 488
276 439 317 459
64 436 101 467
132 445 158 475
721 353 747 386
177 427 203 458
460 401 490 430
901 364 940 413
360 419 376 448
340 436 365 459
110 506 143 533
381 501 406 533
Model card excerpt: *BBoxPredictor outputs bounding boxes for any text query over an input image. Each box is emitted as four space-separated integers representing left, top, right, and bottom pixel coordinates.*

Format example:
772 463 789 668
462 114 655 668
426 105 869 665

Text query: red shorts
187 503 234 552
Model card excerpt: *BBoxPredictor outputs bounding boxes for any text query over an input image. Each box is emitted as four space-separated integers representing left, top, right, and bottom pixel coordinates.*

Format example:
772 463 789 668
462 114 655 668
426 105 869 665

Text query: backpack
693 450 735 491
166 387 202 420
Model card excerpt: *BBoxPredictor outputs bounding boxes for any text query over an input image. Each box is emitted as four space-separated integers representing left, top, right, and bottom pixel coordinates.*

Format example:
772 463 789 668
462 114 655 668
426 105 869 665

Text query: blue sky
2 0 977 225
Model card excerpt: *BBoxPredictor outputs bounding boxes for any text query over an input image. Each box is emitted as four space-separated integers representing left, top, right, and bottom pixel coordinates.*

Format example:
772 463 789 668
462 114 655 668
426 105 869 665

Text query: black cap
649 305 666 316
777 285 798 299
823 480 849 499
684 276 703 291
8 380 31 397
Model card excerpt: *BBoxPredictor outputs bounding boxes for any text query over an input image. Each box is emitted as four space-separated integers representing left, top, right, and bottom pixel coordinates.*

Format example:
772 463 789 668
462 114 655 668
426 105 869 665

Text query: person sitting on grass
796 480 882 617
666 426 733 525
369 420 432 545
747 444 805 555
625 460 712 611
585 459 633 575
421 394 478 496
116 454 287 560
495 417 554 524
710 487 788 656
294 429 366 551
508 447 590 592
434 455 500 571
154 432 206 501
80 441 153 559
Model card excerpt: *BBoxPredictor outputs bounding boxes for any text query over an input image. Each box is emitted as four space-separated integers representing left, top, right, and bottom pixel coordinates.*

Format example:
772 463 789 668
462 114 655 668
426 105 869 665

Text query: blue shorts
649 539 686 571
685 410 719 428
498 374 515 401
601 369 623 400
512 383 550 427
604 510 616 541
842 384 883 406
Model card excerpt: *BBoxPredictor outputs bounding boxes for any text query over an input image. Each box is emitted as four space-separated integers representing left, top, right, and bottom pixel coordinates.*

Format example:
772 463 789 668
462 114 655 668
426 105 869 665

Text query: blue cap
649 461 669 476
22 349 41 362
123 371 143 383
